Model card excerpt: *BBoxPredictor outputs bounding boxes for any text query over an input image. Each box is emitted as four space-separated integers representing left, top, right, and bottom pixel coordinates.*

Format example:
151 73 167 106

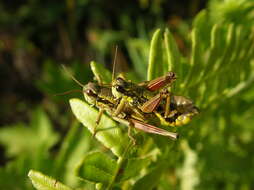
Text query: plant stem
106 141 133 189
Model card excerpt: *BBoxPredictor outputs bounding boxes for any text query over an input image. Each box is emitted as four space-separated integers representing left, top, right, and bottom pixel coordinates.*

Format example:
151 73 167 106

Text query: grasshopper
83 82 178 141
92 47 197 128
112 75 199 127
62 65 179 141
111 72 177 116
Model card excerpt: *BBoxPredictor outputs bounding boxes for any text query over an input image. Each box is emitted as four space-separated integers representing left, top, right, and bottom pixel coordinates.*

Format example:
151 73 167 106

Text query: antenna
61 64 84 88
54 89 84 96
112 45 118 81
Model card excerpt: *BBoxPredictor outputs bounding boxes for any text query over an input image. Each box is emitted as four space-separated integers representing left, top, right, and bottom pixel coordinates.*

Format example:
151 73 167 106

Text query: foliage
0 0 253 189
67 13 254 188
28 170 73 190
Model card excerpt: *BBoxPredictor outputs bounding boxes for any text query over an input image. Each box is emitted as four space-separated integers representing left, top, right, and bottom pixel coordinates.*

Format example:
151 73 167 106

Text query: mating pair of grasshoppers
63 64 179 142
63 53 198 143
112 74 199 128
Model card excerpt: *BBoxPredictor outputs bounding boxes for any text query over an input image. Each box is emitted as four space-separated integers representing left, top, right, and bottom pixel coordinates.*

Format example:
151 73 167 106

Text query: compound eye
116 77 126 86
85 89 96 97
116 77 124 84
171 72 176 78
115 85 125 93
167 72 176 80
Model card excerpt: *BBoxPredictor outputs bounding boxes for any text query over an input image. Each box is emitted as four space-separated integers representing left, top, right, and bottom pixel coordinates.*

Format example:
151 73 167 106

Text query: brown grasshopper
111 72 177 116
61 65 179 142
112 75 199 127
83 82 178 141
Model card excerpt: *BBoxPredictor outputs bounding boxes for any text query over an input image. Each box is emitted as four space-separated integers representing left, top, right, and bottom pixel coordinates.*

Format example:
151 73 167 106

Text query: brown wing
146 72 176 91
130 119 178 140
139 93 162 113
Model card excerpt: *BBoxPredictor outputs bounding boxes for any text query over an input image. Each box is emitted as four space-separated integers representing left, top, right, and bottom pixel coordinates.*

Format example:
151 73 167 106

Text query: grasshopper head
166 72 177 87
83 82 99 105
112 77 129 99
166 72 177 82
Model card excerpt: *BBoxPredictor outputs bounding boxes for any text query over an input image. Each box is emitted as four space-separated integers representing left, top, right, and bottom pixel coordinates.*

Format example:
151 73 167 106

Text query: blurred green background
0 0 254 189
0 0 205 129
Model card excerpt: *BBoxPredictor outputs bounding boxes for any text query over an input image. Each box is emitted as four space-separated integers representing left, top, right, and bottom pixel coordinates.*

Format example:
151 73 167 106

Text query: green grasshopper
62 65 178 141
112 75 199 127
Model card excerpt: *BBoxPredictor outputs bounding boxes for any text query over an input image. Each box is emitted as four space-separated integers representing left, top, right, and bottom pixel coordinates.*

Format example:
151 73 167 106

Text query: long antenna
61 64 84 88
112 45 118 81
54 89 84 96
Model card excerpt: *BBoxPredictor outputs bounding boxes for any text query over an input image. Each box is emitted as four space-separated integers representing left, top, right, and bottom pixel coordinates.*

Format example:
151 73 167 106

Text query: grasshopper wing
139 93 162 113
130 119 178 140
145 72 176 91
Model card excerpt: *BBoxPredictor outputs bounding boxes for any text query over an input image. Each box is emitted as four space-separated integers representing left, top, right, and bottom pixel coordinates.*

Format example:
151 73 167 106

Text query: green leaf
216 24 236 73
241 35 254 79
202 24 224 78
0 109 59 189
184 28 203 89
177 140 199 190
126 39 149 80
76 152 117 184
0 108 58 157
232 26 253 81
164 28 181 72
69 98 129 157
116 157 151 182
164 28 182 89
209 0 254 25
90 61 112 84
28 170 73 190
147 29 164 80
192 10 211 49
53 122 91 185
0 157 32 189
132 164 164 190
